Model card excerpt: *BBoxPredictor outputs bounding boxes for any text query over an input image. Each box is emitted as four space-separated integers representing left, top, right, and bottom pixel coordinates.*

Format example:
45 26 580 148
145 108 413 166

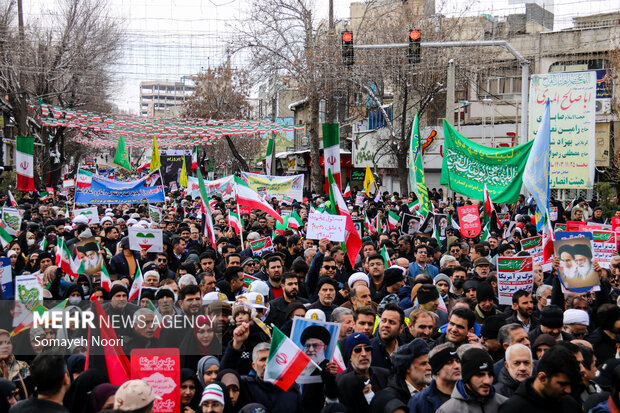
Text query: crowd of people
1 187 620 413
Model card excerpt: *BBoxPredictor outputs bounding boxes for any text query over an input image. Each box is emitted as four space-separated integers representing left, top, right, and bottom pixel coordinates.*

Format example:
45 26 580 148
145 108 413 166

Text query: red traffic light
342 31 353 43
409 29 420 41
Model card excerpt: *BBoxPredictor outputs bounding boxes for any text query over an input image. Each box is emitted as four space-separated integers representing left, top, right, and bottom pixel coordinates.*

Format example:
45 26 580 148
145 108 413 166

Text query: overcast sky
23 0 620 114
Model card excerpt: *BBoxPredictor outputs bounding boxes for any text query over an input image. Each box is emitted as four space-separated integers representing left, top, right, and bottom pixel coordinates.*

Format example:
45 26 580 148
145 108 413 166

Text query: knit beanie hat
109 284 128 299
476 282 495 303
345 332 371 358
384 268 404 287
461 348 494 383
540 304 564 329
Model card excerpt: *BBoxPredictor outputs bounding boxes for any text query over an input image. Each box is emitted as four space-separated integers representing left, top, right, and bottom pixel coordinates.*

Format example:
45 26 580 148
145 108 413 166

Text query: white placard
128 226 164 253
306 212 346 242
73 206 100 224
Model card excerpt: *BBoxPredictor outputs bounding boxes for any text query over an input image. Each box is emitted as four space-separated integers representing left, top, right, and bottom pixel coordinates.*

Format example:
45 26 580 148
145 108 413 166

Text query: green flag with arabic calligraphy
440 119 534 203
408 113 431 216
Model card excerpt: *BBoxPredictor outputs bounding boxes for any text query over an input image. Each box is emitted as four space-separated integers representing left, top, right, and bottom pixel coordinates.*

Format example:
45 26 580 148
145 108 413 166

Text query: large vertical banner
529 71 596 189
160 150 192 185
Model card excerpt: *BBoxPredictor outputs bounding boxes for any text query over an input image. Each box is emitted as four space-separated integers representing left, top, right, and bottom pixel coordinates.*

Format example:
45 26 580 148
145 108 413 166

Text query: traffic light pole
353 40 530 143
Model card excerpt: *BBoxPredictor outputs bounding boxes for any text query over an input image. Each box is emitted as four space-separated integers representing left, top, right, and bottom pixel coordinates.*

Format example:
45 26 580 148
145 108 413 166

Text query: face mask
82 286 89 295
453 278 465 289
27 239 35 247
68 297 81 305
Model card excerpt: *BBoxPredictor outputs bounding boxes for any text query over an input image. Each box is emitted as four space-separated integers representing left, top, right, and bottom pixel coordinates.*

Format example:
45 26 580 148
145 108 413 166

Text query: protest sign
497 212 511 225
354 193 364 207
555 223 567 232
401 214 421 236
240 172 304 201
186 176 200 199
62 179 75 188
73 206 100 224
149 205 162 223
203 175 235 199
306 212 346 242
497 256 534 306
13 275 43 327
290 316 341 384
128 227 164 253
612 217 620 231
457 205 481 238
75 170 165 204
1 207 22 235
554 231 600 293
75 237 104 276
419 212 435 234
243 273 259 290
549 207 558 221
250 237 274 256
131 348 180 413
590 230 616 269
520 236 552 271
0 258 13 299
567 221 586 232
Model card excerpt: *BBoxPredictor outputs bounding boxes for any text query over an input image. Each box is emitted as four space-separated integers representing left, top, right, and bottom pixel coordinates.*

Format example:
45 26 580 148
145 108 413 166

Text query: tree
0 0 123 187
231 0 333 191
347 1 493 195
182 64 261 173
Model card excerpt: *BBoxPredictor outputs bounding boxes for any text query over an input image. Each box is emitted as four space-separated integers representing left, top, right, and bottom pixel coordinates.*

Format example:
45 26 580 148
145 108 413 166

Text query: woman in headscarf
7 242 27 276
197 356 220 388
40 265 67 300
216 369 248 413
89 383 117 413
0 377 18 411
0 329 30 399
180 315 221 371
180 368 203 413
63 368 108 413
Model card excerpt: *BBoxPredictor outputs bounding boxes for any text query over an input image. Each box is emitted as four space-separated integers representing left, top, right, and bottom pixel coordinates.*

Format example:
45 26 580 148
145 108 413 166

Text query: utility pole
325 0 336 124
445 59 455 124
270 92 277 175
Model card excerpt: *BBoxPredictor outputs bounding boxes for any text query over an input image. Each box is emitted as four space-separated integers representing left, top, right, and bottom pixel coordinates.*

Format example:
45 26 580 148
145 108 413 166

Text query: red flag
191 147 198 172
483 184 494 218
91 299 131 386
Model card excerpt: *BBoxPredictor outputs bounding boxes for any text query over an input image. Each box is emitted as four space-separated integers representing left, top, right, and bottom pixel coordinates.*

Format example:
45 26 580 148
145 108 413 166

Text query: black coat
335 366 390 413
494 364 521 398
586 327 618 366
498 377 581 413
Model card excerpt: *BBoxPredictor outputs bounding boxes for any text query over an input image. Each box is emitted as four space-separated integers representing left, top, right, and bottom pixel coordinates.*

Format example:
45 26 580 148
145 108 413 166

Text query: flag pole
236 185 244 247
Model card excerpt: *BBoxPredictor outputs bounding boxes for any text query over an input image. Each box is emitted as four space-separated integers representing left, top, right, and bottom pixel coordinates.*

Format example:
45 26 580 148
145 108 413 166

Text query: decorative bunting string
30 101 303 148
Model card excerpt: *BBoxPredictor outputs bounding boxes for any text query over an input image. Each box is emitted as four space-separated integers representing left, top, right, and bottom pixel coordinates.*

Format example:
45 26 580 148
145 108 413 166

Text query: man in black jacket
336 333 390 413
376 338 431 403
10 354 70 413
499 346 582 413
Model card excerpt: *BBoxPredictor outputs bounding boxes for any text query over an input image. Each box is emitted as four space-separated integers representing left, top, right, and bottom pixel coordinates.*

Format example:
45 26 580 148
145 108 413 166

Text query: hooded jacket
437 379 507 413
494 365 522 398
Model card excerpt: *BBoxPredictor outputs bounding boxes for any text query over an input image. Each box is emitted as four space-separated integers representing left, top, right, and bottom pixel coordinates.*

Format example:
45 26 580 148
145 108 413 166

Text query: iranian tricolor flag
197 168 217 247
328 169 362 266
7 190 16 207
483 184 495 218
288 211 303 230
16 136 34 191
343 183 351 198
128 266 144 302
76 169 93 188
55 238 80 279
265 137 274 175
542 212 555 262
364 214 376 236
234 176 283 224
228 211 243 234
191 147 198 172
323 124 340 189
380 245 392 269
0 218 13 248
264 326 312 391
100 265 112 292
388 211 399 230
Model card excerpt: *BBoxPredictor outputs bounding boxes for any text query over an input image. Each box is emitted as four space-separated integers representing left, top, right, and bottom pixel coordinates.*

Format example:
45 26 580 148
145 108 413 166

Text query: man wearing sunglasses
336 332 390 413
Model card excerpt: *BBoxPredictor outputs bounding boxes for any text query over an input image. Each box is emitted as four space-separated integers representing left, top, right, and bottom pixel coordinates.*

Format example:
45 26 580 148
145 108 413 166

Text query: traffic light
408 29 421 64
341 31 354 67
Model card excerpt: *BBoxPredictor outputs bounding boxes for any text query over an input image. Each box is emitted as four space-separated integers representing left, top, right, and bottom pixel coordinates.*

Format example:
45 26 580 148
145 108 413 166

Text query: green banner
440 120 534 203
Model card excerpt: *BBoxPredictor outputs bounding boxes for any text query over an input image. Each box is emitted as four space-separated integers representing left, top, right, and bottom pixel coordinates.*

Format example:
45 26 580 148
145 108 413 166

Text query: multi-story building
139 80 195 117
